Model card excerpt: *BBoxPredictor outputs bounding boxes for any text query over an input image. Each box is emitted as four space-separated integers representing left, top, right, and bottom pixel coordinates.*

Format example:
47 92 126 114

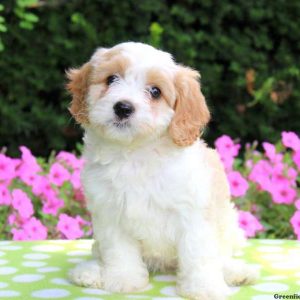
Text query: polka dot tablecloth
0 239 299 300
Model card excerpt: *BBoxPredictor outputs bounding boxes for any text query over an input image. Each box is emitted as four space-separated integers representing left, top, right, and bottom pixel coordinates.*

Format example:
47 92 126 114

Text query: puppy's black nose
113 101 135 119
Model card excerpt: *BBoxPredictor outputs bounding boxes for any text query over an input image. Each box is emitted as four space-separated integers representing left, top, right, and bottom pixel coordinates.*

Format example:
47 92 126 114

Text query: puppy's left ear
169 66 211 146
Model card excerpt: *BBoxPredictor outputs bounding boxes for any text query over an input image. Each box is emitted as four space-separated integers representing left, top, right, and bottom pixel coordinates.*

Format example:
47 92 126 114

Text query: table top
0 239 299 299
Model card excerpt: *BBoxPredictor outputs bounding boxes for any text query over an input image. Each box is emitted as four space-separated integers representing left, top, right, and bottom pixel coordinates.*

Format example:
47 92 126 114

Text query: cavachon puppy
67 42 258 300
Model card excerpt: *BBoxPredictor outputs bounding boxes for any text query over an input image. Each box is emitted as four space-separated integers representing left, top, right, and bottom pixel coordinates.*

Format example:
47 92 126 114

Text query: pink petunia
0 185 11 205
42 195 64 216
270 184 297 205
74 188 85 203
75 215 89 226
281 131 300 152
238 211 264 237
249 160 273 192
19 172 42 188
70 169 81 190
290 211 300 240
18 146 41 175
215 135 240 158
32 176 55 197
293 150 300 170
0 154 16 182
219 155 234 171
22 217 48 240
262 142 283 163
271 163 290 187
48 163 70 186
11 228 28 241
56 213 83 239
227 171 249 197
295 199 300 210
56 151 85 170
11 189 34 219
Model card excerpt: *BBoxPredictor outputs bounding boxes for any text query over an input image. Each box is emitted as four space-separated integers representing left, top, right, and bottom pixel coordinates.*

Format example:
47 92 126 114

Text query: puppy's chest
89 152 193 210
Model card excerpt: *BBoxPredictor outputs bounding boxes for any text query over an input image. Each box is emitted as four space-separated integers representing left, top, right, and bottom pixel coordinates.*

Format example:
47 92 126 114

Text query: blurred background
0 0 300 156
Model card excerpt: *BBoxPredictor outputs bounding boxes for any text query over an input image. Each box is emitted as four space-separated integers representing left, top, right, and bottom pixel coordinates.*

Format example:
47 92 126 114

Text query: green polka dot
0 239 298 299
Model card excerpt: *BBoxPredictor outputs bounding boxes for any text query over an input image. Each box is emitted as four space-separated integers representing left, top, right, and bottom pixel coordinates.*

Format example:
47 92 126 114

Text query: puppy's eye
149 86 161 99
106 75 119 86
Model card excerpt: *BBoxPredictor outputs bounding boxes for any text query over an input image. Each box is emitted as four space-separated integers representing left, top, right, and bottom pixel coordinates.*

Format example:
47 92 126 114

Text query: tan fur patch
169 66 211 147
146 68 176 106
66 62 92 124
102 48 122 61
91 55 130 85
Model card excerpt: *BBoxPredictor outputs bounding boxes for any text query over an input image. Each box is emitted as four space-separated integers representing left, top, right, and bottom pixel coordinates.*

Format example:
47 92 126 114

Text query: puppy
67 42 258 300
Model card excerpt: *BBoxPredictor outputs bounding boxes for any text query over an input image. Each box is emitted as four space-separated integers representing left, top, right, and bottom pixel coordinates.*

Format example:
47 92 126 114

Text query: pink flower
293 150 300 170
32 176 54 197
22 217 47 240
74 188 85 203
56 213 83 239
227 171 249 197
0 186 11 205
70 169 81 189
270 184 297 205
0 154 16 182
11 189 34 219
18 146 41 174
238 211 264 237
19 172 42 188
246 160 253 169
290 211 300 240
262 142 283 163
295 199 300 210
287 167 298 186
271 163 290 187
75 215 89 226
281 131 300 152
215 135 240 158
48 163 70 186
11 228 28 241
42 195 64 216
56 151 85 170
249 160 273 191
220 155 234 171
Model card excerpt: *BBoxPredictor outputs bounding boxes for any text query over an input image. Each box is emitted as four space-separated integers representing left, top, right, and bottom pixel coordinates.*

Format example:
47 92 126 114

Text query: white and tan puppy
67 42 257 300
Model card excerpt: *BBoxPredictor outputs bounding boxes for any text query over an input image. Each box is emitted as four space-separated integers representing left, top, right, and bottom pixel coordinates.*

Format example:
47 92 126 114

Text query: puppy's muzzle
113 100 135 120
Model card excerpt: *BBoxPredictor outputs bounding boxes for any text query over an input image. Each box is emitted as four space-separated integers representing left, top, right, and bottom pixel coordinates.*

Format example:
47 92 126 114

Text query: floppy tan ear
66 62 92 124
169 66 211 147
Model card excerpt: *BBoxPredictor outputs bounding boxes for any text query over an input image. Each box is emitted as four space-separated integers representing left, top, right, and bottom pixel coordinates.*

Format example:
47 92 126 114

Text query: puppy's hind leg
69 260 102 288
223 258 259 286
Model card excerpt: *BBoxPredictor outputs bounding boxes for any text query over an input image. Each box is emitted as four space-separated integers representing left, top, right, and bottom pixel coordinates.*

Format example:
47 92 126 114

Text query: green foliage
0 0 300 156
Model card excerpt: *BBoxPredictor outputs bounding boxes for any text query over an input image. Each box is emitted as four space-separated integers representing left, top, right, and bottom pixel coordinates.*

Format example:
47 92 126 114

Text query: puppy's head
67 42 210 146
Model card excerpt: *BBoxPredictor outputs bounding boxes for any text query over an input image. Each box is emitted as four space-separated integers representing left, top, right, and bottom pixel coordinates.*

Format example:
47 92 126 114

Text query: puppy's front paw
177 272 228 300
69 260 102 288
177 284 227 300
223 259 259 286
102 266 149 293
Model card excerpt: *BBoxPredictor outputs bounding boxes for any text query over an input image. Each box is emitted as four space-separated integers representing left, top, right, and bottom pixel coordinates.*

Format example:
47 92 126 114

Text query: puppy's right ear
66 62 92 125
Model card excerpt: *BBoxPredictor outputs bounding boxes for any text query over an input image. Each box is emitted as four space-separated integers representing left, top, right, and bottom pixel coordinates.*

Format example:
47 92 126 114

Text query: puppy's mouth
112 120 131 129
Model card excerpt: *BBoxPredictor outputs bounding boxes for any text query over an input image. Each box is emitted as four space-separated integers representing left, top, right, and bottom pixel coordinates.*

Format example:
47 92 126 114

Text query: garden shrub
0 0 300 156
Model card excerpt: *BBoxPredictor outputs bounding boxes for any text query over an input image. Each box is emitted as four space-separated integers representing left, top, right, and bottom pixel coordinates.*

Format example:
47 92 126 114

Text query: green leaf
19 20 34 30
149 22 164 48
23 12 39 23
0 24 7 32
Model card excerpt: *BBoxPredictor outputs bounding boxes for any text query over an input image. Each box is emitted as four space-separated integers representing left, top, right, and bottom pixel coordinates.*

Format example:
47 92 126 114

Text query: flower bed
0 132 299 240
